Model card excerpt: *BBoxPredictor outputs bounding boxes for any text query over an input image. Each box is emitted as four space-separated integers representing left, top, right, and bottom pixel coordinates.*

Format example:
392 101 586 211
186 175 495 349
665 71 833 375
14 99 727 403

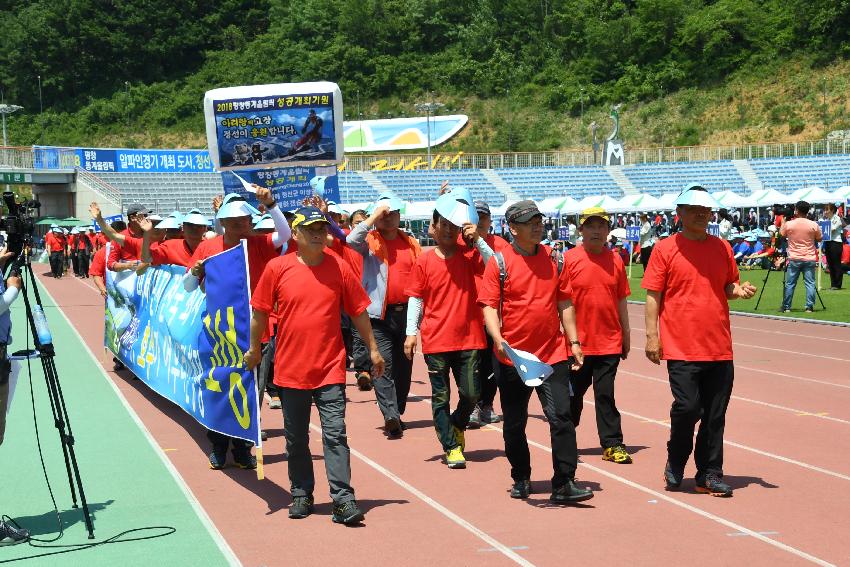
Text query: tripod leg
753 266 773 311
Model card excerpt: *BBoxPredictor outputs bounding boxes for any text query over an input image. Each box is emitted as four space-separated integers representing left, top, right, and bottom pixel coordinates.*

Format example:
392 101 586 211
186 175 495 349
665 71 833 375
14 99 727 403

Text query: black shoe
695 473 733 497
208 449 227 470
112 358 125 371
356 372 373 391
550 479 593 503
664 461 684 490
385 417 403 438
261 430 268 441
332 500 365 525
0 518 30 546
233 449 257 470
288 496 314 519
510 479 531 499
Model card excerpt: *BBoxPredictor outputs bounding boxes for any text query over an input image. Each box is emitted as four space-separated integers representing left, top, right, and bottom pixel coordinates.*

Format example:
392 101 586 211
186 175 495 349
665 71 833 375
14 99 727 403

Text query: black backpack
494 246 563 322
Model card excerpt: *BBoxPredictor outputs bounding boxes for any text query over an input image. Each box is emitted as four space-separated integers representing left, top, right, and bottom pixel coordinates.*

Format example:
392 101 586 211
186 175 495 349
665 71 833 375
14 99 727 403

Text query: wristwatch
569 340 581 346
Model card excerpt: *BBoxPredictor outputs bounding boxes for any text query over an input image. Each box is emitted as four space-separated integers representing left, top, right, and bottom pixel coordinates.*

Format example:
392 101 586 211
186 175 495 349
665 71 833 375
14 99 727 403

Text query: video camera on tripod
0 190 41 263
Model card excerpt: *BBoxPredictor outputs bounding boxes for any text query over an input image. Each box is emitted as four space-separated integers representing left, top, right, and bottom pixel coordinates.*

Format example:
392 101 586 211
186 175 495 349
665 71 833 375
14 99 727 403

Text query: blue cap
370 192 404 213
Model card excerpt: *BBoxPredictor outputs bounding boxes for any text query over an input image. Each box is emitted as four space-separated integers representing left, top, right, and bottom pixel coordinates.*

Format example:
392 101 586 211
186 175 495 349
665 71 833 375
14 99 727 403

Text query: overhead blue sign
93 214 123 233
75 148 214 173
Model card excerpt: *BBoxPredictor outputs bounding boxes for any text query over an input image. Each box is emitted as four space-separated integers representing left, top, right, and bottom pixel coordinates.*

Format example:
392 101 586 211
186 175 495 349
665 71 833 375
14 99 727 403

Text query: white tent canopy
790 186 837 204
402 200 436 220
827 186 850 204
574 195 621 214
711 190 751 209
746 188 793 208
656 193 678 210
610 193 663 213
538 195 581 216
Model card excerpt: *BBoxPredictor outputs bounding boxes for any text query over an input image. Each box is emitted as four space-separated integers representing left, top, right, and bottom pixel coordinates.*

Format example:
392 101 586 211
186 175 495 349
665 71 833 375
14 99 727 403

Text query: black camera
0 191 40 260
772 203 794 218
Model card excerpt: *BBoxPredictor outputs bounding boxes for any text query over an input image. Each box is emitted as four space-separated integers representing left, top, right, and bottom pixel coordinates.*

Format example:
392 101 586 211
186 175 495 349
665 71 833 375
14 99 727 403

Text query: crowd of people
21 178 771 531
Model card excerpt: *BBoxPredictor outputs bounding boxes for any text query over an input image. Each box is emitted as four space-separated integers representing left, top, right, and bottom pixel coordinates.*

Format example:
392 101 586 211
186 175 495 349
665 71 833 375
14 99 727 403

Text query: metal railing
342 138 850 171
75 168 122 205
0 145 77 169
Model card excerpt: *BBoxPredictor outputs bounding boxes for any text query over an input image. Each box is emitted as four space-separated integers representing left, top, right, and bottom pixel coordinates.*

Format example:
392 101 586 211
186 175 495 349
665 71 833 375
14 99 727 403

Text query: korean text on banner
104 245 260 445
204 82 344 171
221 165 340 212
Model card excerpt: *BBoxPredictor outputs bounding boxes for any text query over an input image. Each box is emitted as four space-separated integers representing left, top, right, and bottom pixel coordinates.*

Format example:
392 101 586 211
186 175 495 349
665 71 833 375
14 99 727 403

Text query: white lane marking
728 531 780 537
619 370 850 426
485 422 837 567
37 278 242 567
629 325 850 363
735 364 850 391
590 401 850 483
310 423 536 567
730 326 850 344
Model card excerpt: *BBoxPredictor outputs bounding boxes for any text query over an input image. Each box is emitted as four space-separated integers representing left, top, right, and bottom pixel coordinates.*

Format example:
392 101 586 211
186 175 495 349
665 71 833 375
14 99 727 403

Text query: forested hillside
1 0 849 151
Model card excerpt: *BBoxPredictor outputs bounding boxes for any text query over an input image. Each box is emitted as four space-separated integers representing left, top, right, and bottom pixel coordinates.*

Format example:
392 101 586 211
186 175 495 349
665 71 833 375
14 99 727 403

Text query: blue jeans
782 260 816 310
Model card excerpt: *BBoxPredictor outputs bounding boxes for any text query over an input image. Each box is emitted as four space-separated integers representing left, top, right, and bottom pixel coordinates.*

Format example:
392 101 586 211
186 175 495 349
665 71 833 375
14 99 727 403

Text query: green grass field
625 264 850 324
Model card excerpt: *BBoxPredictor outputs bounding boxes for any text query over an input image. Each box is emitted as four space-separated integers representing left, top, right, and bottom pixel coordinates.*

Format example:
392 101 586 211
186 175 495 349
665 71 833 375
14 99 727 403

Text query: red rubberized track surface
41 270 849 567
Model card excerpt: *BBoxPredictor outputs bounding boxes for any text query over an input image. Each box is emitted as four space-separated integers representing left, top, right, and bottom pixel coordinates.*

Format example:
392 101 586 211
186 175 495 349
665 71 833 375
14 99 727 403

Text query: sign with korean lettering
221 165 340 212
626 226 641 241
558 226 569 240
707 223 720 237
74 148 214 173
204 82 344 171
0 172 30 184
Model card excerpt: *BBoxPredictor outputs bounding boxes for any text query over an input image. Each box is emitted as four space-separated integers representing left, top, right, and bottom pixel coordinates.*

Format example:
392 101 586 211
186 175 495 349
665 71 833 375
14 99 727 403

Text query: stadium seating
747 154 850 192
495 166 621 200
98 171 224 215
621 160 746 196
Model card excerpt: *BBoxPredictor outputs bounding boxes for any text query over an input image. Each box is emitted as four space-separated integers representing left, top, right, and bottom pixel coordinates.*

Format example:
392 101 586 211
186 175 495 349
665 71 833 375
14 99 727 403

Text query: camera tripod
753 255 826 312
9 248 95 539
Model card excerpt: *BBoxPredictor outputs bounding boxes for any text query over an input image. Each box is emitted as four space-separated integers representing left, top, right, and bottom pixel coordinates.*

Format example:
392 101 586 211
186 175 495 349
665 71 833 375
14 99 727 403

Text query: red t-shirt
328 238 363 280
107 230 143 268
45 232 67 252
149 238 197 267
251 253 370 389
72 234 92 250
842 244 850 264
478 245 571 366
642 234 739 361
188 234 279 293
89 247 107 278
405 246 486 354
564 246 630 356
96 233 108 248
384 235 415 305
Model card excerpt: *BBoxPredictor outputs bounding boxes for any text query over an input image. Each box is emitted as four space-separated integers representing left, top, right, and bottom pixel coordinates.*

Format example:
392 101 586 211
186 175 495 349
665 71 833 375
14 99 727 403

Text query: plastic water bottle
32 305 53 346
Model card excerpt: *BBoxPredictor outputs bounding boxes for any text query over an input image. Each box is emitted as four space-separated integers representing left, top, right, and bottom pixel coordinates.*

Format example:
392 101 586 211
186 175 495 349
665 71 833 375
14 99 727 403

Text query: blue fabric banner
220 165 340 211
75 148 215 173
104 243 260 445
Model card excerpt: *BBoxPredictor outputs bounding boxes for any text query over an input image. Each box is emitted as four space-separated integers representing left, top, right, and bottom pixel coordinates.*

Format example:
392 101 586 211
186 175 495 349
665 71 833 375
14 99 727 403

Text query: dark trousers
667 360 734 477
350 327 372 373
824 241 844 289
280 384 354 503
207 430 252 453
71 250 79 275
640 245 653 270
498 361 578 486
425 350 481 451
257 337 280 400
77 249 90 277
371 305 413 419
49 251 64 277
478 333 499 407
569 354 624 449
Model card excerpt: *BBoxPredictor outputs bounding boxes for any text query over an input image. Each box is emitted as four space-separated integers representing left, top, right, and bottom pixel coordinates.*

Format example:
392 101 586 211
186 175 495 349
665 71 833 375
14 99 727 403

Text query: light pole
0 103 24 147
580 86 585 125
415 99 444 167
124 81 130 128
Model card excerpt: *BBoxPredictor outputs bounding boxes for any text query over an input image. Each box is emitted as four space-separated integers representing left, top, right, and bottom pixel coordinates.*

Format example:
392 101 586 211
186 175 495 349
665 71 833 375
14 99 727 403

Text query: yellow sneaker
452 426 465 451
602 445 633 464
445 446 466 469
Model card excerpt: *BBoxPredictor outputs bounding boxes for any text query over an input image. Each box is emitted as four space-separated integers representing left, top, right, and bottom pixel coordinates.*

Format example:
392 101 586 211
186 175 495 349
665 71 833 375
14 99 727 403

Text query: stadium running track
7 267 849 566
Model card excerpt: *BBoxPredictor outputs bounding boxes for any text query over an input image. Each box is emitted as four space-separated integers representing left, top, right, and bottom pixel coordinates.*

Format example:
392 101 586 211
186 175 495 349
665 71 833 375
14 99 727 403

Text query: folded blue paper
502 342 553 387
435 187 479 227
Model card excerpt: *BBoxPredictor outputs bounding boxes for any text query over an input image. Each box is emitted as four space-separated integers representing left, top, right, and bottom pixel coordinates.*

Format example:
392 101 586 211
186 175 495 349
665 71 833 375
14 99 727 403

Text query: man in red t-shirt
563 207 633 464
478 200 592 504
346 193 420 438
101 203 149 271
404 208 493 469
44 225 68 278
465 200 508 429
185 189 290 470
245 207 384 525
139 210 208 268
643 184 756 497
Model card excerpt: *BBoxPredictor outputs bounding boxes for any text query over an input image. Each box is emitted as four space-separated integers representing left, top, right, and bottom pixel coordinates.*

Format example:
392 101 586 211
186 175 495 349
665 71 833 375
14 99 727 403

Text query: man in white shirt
823 203 845 290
